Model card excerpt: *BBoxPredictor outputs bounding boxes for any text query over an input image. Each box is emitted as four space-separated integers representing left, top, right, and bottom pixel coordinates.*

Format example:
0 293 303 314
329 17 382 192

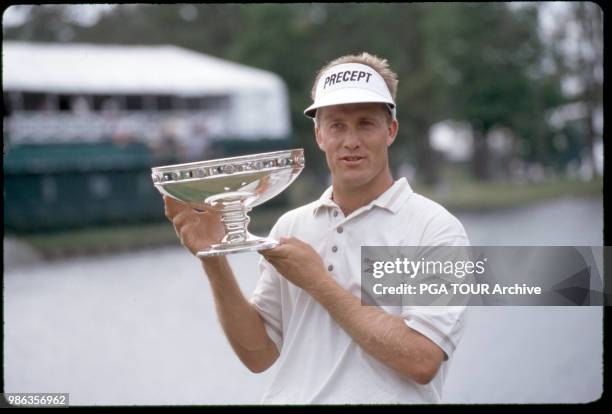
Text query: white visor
304 62 396 119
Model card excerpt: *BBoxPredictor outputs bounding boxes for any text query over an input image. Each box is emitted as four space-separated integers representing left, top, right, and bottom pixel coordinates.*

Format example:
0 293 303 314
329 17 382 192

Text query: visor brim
303 88 395 118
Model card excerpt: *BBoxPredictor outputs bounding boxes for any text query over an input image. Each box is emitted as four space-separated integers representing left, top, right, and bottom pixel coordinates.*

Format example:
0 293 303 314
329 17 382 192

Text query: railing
4 110 230 145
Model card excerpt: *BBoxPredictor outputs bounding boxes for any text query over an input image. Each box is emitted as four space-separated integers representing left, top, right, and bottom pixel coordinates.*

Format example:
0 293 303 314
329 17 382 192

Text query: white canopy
2 41 291 139
2 41 285 96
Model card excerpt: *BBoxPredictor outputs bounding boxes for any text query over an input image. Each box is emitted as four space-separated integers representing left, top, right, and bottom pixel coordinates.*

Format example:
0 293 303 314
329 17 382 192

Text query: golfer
164 52 469 404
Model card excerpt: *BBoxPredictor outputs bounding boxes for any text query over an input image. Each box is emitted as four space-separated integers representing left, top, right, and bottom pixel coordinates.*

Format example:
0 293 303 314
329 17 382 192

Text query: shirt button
333 210 339 217
328 264 334 272
331 245 338 253
337 226 343 234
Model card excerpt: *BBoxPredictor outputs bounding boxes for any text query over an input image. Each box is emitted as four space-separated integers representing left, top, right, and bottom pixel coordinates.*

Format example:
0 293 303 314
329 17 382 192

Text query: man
164 52 469 404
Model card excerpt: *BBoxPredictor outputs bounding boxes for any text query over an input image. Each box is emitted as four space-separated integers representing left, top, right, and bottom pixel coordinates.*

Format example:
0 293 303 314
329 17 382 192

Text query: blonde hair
310 52 399 101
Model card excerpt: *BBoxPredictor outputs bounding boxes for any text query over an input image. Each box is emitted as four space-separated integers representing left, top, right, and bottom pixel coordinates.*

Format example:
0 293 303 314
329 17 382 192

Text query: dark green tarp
4 138 294 232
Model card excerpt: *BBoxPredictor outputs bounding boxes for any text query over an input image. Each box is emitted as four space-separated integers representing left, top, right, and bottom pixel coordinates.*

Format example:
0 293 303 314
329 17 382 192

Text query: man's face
315 102 398 191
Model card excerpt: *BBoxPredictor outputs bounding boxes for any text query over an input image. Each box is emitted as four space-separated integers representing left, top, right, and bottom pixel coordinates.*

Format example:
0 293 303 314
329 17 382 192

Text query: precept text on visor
323 70 373 89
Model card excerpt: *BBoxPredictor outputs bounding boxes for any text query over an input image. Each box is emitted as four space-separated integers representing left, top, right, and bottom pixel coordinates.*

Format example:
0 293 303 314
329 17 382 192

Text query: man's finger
283 236 306 246
173 209 199 230
261 255 284 268
164 195 189 219
188 202 216 214
259 244 288 259
258 248 276 258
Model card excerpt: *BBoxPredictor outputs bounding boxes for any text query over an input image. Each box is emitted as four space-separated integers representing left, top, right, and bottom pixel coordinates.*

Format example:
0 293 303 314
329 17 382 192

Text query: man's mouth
339 156 366 167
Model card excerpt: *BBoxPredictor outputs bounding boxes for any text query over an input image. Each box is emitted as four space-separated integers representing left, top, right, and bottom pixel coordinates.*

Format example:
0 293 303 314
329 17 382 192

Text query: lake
3 196 603 404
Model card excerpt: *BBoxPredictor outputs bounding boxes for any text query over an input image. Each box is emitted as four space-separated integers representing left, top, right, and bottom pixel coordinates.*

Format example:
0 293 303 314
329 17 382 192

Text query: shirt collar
312 177 413 216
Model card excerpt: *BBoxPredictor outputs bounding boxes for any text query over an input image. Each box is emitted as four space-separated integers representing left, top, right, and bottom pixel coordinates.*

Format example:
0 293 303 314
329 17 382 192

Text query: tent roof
2 41 285 96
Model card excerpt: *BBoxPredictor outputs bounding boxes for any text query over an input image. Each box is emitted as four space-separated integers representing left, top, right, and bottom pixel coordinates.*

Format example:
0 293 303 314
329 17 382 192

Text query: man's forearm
202 257 279 373
308 273 443 384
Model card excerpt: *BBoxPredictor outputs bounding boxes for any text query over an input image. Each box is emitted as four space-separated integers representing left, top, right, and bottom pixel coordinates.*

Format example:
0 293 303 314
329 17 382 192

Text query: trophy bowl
152 148 305 257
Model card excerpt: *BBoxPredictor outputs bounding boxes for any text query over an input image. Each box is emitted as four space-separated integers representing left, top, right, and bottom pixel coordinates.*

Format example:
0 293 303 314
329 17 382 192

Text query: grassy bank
11 206 287 260
8 176 602 259
413 176 603 211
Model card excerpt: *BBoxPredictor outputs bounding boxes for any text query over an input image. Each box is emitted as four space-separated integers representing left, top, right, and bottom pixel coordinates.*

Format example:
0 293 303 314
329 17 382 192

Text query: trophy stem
196 193 279 257
219 200 252 244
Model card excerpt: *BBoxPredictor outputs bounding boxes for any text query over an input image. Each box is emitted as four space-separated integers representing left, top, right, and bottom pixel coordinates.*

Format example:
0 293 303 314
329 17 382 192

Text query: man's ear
315 125 325 151
387 119 399 146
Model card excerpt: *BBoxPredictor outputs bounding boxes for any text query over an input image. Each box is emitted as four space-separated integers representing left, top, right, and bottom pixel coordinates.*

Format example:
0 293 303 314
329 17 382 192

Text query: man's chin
334 173 370 189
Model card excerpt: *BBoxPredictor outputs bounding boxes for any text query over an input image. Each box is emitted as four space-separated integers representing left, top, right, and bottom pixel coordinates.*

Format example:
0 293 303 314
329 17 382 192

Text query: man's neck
331 174 395 216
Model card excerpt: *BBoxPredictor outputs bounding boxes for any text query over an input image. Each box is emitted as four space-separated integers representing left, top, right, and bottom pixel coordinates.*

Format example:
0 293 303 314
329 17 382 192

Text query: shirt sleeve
401 305 466 360
250 222 284 353
401 209 470 360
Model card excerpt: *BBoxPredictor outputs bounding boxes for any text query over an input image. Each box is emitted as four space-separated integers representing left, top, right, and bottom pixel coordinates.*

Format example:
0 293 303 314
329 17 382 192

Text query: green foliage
419 3 568 179
4 4 595 182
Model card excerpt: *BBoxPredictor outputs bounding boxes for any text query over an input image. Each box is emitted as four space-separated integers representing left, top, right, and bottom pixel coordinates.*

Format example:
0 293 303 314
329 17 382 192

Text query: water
443 196 603 403
3 196 603 404
3 247 273 405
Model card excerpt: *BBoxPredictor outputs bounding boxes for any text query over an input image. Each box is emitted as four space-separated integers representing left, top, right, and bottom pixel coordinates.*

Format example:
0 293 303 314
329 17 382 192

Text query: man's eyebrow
322 116 344 123
355 115 381 123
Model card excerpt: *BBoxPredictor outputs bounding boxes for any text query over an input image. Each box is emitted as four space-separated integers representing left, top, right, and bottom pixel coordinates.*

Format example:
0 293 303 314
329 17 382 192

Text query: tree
421 3 559 181
3 5 79 41
5 4 571 183
545 2 603 179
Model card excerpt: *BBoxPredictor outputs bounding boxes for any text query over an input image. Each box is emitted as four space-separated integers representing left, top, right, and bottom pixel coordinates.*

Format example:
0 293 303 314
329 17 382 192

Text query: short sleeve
402 208 470 359
250 221 285 353
251 257 284 352
401 305 466 360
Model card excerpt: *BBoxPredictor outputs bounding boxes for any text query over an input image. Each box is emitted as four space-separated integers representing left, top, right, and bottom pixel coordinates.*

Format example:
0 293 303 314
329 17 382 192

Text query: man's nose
342 130 361 149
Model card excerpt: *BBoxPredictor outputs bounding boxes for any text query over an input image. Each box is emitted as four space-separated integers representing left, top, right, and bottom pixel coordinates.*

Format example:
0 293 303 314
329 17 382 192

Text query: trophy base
196 238 279 258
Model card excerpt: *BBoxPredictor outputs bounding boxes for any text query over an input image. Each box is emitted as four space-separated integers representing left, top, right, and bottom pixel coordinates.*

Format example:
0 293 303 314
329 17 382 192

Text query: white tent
2 41 291 139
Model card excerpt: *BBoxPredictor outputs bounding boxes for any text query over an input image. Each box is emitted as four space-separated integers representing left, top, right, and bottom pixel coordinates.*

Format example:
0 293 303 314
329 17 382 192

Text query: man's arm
260 237 444 385
202 257 279 373
309 275 444 384
164 196 279 373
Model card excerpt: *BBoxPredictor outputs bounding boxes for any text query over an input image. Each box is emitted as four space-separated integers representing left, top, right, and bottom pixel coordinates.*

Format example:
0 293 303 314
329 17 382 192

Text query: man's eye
330 123 343 130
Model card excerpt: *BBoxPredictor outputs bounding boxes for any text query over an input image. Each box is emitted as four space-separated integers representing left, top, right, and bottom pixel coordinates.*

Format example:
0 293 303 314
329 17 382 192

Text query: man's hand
163 195 225 258
260 235 444 384
259 237 329 291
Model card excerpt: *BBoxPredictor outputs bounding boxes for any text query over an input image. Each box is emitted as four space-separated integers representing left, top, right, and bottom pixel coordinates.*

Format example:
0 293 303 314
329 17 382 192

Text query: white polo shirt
251 177 469 404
